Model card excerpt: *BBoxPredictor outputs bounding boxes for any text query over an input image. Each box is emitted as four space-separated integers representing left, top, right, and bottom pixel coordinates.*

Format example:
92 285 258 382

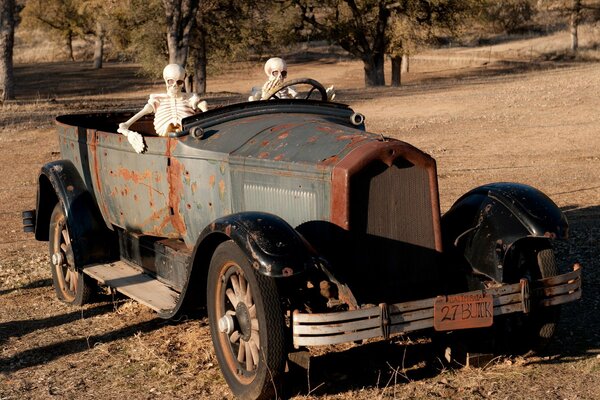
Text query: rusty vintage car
24 79 581 400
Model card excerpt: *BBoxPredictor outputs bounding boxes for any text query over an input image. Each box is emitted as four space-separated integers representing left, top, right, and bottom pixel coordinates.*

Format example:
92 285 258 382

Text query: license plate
433 293 493 331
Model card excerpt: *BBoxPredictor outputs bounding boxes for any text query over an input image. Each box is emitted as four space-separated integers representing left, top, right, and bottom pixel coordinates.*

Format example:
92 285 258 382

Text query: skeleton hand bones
118 64 207 153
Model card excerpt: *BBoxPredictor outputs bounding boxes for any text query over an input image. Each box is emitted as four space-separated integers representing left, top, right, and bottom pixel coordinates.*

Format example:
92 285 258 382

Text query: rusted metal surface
292 264 581 348
329 140 443 252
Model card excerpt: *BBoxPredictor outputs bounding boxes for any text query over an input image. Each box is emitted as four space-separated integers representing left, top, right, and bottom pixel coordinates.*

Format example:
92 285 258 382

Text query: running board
83 261 179 313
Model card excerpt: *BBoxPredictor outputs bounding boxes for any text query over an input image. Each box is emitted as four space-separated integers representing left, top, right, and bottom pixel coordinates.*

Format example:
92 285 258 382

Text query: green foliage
480 0 537 34
109 0 166 78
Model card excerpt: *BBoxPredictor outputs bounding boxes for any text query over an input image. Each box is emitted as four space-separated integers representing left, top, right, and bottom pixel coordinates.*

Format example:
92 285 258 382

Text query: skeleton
118 64 208 153
248 57 336 102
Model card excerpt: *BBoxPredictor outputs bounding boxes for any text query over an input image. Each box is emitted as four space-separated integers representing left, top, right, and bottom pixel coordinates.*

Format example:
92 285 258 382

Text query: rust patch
316 126 344 135
117 168 152 184
307 136 318 143
258 152 269 159
261 140 270 147
166 139 187 236
320 155 339 166
274 154 284 161
277 132 289 140
209 175 215 188
218 179 226 200
191 182 198 193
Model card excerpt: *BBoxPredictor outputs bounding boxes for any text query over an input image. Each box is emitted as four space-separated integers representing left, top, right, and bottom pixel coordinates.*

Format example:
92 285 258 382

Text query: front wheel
207 240 286 400
49 203 93 306
499 243 561 353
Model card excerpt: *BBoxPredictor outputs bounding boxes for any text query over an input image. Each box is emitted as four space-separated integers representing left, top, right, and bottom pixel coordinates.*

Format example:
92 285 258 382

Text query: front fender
35 160 116 266
442 182 568 282
197 211 317 278
170 212 318 318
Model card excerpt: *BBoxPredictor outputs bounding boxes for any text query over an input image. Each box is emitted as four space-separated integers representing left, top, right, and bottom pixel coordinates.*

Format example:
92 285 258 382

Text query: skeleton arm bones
117 103 154 153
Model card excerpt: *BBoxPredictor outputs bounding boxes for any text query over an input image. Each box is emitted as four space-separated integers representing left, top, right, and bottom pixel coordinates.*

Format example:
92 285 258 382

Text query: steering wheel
264 78 328 101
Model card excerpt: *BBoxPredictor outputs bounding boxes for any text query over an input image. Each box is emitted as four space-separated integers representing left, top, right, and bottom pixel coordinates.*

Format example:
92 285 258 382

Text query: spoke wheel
207 241 286 400
49 203 91 305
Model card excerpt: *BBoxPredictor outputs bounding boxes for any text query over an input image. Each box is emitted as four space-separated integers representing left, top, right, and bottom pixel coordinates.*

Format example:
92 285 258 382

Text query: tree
0 0 15 100
189 0 277 93
21 0 81 61
77 1 114 69
541 0 600 51
163 0 199 65
289 0 477 87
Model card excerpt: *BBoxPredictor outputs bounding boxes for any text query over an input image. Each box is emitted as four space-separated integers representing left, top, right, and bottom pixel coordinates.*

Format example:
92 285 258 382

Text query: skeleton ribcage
154 97 195 136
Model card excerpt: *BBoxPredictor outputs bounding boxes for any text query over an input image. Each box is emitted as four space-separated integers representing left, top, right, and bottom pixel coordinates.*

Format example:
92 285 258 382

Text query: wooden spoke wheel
207 240 286 400
49 203 91 305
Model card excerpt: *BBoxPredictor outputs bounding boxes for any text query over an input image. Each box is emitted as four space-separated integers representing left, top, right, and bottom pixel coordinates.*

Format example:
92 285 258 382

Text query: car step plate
433 293 493 331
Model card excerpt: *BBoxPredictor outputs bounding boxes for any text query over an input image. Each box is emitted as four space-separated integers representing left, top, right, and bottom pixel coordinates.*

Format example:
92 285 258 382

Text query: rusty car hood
181 100 378 166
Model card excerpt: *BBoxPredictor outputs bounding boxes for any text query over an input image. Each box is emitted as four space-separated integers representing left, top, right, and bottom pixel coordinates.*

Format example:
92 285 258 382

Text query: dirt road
1 54 599 399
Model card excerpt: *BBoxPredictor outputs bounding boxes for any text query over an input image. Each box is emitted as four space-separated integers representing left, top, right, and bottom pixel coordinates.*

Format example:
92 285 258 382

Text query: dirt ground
1 32 600 399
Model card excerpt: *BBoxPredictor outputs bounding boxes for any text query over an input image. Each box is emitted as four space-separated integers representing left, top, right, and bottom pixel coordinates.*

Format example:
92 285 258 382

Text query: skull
163 64 186 97
264 57 287 86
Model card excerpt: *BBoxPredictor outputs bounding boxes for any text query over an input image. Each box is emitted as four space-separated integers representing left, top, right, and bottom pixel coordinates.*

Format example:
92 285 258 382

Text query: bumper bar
292 264 581 348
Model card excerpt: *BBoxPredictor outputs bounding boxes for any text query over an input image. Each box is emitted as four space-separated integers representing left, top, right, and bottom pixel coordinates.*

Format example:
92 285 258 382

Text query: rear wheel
49 203 92 306
207 240 286 400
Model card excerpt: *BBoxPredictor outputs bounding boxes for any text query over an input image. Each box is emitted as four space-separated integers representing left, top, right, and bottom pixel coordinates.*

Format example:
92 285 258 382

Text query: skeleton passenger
118 64 208 153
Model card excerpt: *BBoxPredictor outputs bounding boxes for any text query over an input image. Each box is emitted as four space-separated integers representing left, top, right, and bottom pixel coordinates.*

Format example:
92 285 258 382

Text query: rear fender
35 160 117 265
442 183 567 282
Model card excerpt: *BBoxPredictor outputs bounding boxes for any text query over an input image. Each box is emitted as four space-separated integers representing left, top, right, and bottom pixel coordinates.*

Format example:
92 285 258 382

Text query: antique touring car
23 79 581 400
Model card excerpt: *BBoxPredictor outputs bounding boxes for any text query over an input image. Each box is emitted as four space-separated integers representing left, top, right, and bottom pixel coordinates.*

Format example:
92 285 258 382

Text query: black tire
497 244 561 354
49 203 92 306
207 240 286 400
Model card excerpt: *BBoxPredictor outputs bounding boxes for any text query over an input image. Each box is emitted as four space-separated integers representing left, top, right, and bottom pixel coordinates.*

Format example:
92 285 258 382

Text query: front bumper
292 264 581 348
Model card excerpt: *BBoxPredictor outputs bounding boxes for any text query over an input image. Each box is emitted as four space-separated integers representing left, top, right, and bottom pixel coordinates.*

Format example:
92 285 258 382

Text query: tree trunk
570 0 581 51
0 0 15 101
193 28 207 94
66 31 75 62
93 22 104 69
163 0 199 66
363 53 386 87
402 54 409 73
391 55 401 87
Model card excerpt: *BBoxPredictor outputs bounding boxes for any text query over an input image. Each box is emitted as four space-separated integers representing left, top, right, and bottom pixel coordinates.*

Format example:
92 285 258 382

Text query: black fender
35 160 117 266
196 211 317 278
170 211 319 318
442 182 567 282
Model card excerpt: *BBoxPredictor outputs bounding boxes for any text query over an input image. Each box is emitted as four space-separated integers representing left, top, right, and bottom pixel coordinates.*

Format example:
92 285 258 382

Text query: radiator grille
365 163 435 249
244 183 317 227
347 160 440 303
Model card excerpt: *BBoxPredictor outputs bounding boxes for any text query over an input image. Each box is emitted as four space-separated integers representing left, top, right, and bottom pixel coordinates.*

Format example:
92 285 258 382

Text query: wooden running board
83 261 179 313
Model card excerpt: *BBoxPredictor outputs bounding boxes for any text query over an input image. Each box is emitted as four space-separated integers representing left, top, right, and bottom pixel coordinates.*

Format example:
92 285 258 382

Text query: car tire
49 203 92 306
495 244 561 354
207 240 286 400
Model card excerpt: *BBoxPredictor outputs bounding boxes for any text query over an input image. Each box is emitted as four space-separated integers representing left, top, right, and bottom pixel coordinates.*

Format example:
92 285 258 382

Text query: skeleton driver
248 57 297 101
118 64 208 153
248 57 336 102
